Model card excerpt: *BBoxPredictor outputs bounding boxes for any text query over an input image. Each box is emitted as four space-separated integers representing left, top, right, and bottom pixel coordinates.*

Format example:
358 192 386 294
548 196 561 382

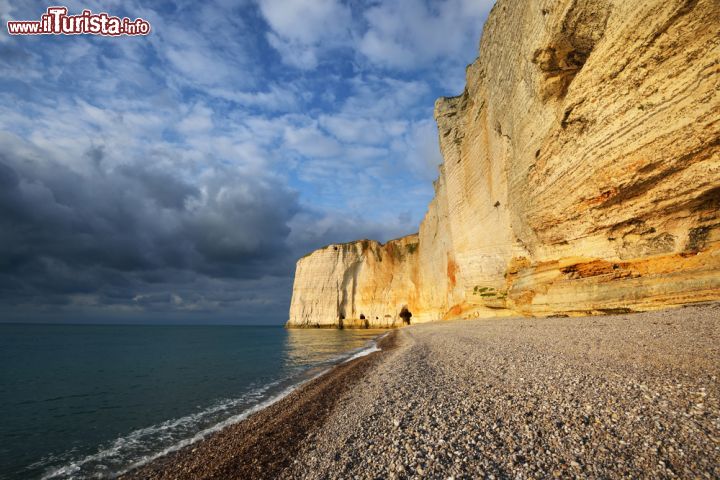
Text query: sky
0 0 495 324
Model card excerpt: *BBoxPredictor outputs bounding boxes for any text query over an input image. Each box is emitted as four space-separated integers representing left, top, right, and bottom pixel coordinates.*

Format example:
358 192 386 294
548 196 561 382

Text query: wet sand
121 333 397 480
124 303 719 479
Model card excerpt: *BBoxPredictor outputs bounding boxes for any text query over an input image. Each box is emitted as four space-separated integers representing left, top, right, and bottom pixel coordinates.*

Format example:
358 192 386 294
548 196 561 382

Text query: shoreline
124 304 719 479
120 331 397 479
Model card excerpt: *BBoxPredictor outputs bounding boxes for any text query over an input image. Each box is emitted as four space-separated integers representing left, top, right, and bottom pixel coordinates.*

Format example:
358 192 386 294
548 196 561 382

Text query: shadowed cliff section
287 0 720 328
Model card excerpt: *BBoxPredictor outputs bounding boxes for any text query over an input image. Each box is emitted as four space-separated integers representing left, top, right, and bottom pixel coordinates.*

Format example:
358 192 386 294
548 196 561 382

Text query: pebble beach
128 303 720 479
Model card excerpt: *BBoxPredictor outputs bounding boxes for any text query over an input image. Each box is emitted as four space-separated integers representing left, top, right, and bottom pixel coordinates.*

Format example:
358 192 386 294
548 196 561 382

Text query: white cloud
341 75 432 117
209 84 298 111
139 5 259 92
283 123 342 158
394 119 443 181
319 114 407 145
256 0 494 78
177 103 214 134
259 0 349 44
266 33 321 69
0 0 12 19
257 0 352 69
0 0 13 43
287 208 412 248
359 0 493 70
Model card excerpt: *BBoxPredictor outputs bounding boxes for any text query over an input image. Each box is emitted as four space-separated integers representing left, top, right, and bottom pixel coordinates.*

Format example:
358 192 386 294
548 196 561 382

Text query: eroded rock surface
288 0 720 328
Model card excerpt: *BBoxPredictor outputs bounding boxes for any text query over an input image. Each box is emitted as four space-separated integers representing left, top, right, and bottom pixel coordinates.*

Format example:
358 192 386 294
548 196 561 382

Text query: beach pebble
128 304 720 480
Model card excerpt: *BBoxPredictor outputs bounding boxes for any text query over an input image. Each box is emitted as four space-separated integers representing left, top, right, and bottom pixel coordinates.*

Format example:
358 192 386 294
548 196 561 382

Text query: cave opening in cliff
400 307 412 325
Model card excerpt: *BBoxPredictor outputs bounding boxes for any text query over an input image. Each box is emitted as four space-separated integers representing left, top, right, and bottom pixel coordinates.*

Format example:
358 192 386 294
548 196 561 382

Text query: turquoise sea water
0 324 383 479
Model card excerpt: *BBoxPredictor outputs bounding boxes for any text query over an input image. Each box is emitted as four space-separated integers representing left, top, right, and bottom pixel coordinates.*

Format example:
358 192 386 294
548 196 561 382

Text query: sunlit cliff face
287 0 720 328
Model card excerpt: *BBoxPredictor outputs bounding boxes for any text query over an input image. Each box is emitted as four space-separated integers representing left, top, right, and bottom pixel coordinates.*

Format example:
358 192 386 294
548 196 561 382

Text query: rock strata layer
288 0 720 328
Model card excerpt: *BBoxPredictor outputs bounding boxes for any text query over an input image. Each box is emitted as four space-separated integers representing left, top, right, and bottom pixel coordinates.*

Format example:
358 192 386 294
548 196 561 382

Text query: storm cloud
0 133 301 318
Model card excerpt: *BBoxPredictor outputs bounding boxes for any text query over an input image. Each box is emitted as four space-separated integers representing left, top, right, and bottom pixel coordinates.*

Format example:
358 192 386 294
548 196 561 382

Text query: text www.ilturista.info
7 7 151 36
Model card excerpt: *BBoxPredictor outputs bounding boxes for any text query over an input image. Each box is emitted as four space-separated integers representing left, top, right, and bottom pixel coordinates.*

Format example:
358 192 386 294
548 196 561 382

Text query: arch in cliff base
400 306 412 325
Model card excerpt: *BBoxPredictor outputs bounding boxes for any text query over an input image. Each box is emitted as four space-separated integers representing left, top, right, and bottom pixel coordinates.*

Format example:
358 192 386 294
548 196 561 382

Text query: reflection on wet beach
283 328 386 368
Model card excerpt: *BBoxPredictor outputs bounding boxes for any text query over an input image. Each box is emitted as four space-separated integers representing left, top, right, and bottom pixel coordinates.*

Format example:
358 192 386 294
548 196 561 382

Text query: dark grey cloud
0 139 305 321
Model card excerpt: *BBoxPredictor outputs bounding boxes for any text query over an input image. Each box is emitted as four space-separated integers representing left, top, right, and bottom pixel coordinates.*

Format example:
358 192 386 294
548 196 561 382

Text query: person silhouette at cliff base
400 307 412 325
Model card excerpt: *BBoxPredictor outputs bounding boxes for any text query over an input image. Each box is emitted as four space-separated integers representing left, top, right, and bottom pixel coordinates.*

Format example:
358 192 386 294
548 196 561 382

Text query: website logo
7 6 151 36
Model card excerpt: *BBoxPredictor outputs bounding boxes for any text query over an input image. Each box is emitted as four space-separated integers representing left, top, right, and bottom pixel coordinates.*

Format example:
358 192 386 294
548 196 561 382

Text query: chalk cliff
287 0 720 328
288 236 420 328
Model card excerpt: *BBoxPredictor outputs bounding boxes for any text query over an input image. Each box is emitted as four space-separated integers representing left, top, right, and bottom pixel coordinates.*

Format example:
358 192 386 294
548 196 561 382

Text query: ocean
0 323 384 480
